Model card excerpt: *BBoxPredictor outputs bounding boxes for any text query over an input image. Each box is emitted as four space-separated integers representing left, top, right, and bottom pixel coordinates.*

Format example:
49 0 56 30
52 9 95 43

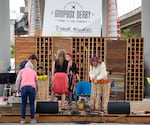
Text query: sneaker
30 119 37 124
20 119 25 124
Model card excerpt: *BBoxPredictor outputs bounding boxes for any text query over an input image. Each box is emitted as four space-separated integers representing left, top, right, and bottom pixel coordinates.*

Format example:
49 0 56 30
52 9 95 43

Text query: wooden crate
0 105 12 115
36 37 53 74
36 79 49 101
12 103 30 115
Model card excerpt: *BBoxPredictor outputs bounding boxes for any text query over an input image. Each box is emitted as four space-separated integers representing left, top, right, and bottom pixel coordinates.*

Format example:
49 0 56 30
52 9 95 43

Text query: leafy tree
121 28 140 39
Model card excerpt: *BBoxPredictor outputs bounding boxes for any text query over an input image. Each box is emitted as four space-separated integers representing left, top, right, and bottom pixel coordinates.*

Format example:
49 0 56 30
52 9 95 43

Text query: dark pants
21 86 36 119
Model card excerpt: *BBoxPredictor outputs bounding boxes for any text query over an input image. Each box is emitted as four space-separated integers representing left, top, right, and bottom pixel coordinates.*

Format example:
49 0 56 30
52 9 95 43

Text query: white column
102 0 117 38
109 0 117 37
102 0 107 37
28 0 41 36
142 0 150 97
0 0 10 95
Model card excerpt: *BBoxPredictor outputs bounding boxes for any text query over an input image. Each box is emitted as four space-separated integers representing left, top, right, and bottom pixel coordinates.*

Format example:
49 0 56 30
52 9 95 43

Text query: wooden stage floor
0 98 150 124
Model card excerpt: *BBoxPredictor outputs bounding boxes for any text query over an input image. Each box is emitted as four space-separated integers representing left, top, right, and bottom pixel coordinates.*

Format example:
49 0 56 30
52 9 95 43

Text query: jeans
21 86 36 119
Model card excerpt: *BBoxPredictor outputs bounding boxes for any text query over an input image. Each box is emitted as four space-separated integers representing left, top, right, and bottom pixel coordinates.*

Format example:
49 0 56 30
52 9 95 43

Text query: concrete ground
0 123 147 125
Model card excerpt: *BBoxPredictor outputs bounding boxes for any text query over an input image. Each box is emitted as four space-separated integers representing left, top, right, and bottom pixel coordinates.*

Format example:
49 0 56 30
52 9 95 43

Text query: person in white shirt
89 56 110 111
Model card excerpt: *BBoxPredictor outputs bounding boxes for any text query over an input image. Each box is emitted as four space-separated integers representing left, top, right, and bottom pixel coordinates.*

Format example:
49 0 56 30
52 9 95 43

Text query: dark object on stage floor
145 111 150 114
71 110 81 115
107 102 130 114
36 101 59 114
0 73 16 84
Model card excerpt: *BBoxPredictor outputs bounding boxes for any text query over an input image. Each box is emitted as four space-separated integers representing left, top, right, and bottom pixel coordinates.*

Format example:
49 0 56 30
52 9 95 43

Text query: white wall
0 0 10 95
142 0 150 97
102 0 107 36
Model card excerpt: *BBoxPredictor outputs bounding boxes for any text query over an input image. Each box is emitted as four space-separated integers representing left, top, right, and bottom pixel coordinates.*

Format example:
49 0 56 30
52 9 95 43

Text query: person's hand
17 89 21 94
91 79 95 83
36 91 39 96
73 85 76 94
76 74 80 81
16 90 21 97
35 91 39 100
94 79 98 84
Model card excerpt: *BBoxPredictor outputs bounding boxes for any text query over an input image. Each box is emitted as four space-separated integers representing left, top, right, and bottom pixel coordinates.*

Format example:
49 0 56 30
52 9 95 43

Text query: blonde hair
56 49 66 67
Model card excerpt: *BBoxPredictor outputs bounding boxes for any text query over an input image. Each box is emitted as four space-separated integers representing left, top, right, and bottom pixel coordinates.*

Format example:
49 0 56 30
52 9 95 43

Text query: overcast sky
9 0 25 19
9 0 142 19
117 0 141 16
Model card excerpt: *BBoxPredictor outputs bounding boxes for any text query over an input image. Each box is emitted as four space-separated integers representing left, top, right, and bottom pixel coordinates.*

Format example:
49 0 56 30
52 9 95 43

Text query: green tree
121 28 140 39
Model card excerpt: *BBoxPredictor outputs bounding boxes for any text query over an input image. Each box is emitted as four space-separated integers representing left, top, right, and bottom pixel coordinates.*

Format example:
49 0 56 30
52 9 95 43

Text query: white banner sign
42 0 102 36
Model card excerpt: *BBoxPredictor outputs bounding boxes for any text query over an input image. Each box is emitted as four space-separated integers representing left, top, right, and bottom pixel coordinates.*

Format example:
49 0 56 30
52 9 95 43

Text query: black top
69 62 78 74
68 62 78 91
19 60 28 70
54 60 68 73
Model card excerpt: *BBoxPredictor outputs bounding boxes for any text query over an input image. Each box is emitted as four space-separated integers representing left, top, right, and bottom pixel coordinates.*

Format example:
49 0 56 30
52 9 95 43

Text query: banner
42 0 102 36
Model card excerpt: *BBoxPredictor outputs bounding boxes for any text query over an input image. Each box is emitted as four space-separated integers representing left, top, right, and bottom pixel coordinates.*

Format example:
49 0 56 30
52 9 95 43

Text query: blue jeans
21 86 36 119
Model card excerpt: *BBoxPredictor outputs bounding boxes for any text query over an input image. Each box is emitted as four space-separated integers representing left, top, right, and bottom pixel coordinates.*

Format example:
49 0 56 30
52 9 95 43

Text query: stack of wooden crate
72 37 105 80
36 79 50 101
36 37 53 74
125 38 144 101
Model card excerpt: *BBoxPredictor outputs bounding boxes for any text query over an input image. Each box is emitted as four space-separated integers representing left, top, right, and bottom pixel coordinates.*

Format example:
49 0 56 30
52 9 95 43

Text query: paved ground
0 123 146 125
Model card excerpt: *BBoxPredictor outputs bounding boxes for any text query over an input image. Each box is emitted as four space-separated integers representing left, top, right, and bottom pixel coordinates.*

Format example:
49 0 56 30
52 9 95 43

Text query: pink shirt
18 67 38 89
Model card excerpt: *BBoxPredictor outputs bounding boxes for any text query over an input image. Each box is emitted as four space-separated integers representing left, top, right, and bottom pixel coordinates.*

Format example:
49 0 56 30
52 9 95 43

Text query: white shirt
89 62 107 80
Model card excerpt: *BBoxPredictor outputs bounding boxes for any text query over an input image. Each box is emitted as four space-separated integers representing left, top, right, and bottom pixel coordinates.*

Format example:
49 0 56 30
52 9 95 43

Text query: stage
0 114 150 123
0 97 150 124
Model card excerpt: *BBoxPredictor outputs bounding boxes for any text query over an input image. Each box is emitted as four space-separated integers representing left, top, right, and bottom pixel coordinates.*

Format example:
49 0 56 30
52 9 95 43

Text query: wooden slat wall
36 37 72 75
105 40 127 73
105 40 127 100
125 38 144 101
52 37 72 59
72 37 105 81
36 37 53 74
15 36 144 101
15 37 36 71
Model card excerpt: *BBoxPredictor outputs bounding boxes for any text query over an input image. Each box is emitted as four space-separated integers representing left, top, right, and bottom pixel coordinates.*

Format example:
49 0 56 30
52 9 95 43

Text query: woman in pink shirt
16 61 38 124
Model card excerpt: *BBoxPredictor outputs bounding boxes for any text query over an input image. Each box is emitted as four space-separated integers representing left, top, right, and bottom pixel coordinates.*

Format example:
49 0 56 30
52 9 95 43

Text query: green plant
10 44 14 58
121 28 140 39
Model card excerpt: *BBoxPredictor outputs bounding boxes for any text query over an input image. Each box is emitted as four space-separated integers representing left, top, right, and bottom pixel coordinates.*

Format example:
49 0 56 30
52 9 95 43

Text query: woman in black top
66 52 79 104
51 49 69 110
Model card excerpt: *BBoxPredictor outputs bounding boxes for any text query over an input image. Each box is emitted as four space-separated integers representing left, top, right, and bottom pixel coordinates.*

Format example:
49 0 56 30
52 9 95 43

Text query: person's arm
51 61 55 77
15 73 21 92
72 62 80 81
96 62 107 80
66 61 70 75
89 65 95 80
35 80 38 92
76 73 80 81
